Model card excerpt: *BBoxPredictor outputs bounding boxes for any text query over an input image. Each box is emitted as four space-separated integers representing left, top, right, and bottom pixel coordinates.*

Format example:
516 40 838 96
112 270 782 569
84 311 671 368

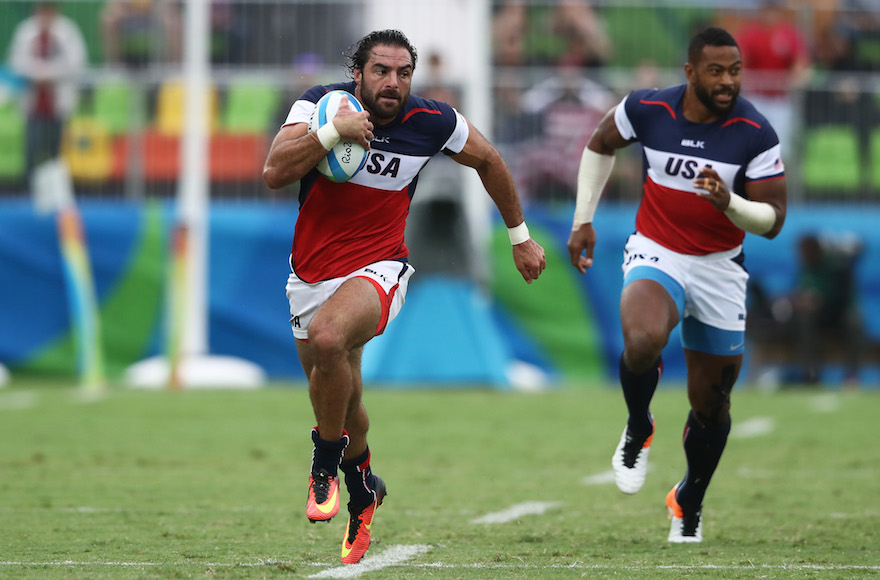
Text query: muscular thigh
309 277 384 351
620 279 680 341
620 233 687 343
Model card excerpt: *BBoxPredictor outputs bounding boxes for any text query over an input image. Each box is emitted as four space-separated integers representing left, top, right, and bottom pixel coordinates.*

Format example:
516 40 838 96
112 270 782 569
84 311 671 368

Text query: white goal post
125 0 265 389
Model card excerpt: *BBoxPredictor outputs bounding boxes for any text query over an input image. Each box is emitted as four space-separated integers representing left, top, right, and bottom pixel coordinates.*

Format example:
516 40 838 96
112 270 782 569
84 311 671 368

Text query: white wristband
316 122 340 151
723 193 776 235
572 147 615 229
507 221 530 245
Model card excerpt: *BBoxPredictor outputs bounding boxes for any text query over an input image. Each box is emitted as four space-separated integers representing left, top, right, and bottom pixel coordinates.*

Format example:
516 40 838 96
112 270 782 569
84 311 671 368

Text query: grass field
0 379 878 579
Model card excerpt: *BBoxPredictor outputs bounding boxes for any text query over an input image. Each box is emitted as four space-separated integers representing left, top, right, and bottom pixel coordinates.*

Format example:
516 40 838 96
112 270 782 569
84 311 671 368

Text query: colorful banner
1 200 879 385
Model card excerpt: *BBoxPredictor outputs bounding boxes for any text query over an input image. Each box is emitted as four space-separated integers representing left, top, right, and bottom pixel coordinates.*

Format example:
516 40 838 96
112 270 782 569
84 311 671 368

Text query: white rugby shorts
286 260 414 341
622 232 748 355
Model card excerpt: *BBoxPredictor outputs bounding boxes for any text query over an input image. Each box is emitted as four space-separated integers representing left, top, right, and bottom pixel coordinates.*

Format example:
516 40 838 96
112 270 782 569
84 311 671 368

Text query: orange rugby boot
306 468 340 523
666 484 703 543
340 476 387 564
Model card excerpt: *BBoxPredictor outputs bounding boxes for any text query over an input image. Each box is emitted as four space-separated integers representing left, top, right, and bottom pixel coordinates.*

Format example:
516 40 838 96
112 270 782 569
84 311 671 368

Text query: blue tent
361 276 512 388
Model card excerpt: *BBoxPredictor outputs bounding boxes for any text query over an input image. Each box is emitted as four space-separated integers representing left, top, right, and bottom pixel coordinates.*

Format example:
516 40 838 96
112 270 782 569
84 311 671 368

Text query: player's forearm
476 159 526 229
723 193 778 237
572 147 615 228
263 132 331 189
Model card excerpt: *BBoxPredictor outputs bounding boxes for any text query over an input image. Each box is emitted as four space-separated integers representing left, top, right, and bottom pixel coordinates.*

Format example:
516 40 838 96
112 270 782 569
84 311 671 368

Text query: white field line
0 390 38 411
731 416 774 438
421 563 880 571
307 544 431 579
1 560 878 573
471 501 561 524
810 393 840 413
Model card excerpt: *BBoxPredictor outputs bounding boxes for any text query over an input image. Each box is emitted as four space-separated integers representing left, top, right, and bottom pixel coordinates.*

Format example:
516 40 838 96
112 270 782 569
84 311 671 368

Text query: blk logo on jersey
680 139 705 149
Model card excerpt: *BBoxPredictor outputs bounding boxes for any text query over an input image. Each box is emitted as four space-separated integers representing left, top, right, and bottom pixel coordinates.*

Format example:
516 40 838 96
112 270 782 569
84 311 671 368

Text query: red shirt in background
737 20 810 98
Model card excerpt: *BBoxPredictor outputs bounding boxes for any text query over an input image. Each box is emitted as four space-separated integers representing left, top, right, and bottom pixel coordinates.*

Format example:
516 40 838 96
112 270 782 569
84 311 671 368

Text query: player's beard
694 82 738 117
360 85 408 124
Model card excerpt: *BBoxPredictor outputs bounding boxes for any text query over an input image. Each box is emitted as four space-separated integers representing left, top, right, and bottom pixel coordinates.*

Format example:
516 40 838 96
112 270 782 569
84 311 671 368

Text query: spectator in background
207 2 251 65
418 50 460 108
492 0 614 201
735 0 812 160
288 52 324 106
552 0 613 67
101 0 181 68
492 0 527 67
7 1 86 180
510 62 616 201
818 0 880 73
492 67 544 150
791 233 863 385
807 0 880 190
492 0 611 68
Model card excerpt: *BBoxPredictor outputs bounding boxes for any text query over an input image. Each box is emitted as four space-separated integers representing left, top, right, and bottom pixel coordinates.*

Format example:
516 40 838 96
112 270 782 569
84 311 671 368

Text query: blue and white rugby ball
308 90 368 183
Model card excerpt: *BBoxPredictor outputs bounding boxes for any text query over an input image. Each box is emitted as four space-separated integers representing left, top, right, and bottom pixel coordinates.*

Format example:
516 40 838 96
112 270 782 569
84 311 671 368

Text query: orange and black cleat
340 476 387 564
307 469 340 523
666 483 703 543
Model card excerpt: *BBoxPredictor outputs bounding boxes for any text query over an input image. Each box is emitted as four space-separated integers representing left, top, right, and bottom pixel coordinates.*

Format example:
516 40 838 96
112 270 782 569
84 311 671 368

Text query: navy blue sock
340 447 377 510
676 411 731 510
310 427 349 477
619 354 661 438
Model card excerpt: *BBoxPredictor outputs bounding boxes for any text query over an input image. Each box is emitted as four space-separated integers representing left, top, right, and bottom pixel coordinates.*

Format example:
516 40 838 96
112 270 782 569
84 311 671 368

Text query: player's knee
623 329 667 372
307 320 347 365
694 401 730 429
692 369 735 428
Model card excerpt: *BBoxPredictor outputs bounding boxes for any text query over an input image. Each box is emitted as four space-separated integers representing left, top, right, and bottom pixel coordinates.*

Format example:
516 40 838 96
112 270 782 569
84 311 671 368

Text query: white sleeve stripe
442 109 469 154
283 100 315 128
613 95 635 140
746 144 784 180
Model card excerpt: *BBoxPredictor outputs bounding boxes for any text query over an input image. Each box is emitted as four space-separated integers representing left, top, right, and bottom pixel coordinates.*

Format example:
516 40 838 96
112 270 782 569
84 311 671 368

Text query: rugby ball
308 90 368 183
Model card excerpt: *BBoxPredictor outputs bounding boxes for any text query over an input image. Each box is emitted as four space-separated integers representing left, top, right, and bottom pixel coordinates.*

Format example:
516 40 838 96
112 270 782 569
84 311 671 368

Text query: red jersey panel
292 179 411 282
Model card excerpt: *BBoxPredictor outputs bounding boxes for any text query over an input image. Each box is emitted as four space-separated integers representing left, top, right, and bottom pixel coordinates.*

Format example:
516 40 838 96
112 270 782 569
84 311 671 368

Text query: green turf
0 381 878 579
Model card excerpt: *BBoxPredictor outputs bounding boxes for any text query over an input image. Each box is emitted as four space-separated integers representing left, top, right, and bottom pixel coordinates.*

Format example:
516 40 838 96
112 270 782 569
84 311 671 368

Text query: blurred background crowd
3 0 879 202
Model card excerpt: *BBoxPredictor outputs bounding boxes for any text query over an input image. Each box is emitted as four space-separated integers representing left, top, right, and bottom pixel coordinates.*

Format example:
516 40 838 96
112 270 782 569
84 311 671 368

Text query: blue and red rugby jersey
616 84 785 255
282 81 469 283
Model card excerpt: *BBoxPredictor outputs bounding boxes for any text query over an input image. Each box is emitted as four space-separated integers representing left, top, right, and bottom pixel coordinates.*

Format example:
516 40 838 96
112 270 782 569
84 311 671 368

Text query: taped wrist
316 122 340 150
573 147 615 229
507 221 530 245
723 193 776 235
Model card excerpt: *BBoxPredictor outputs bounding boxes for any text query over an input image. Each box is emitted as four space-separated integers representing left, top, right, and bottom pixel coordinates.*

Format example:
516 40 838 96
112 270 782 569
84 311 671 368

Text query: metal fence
1 0 878 204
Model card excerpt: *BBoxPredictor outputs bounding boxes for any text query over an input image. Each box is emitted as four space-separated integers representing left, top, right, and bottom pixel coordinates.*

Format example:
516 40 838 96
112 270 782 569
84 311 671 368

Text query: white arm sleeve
724 193 776 235
572 147 615 228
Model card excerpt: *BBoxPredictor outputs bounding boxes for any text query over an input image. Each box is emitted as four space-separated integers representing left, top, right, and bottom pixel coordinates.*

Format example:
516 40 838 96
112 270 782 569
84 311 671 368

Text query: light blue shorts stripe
624 265 686 316
681 317 745 356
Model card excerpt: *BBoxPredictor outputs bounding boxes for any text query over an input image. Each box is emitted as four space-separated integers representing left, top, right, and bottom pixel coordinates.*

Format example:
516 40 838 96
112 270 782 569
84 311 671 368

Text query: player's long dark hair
688 27 739 65
345 29 418 77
